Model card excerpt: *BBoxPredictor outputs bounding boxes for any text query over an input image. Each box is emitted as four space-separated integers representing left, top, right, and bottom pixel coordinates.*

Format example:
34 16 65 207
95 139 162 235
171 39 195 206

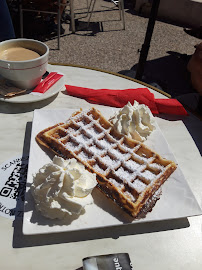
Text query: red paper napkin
65 85 188 115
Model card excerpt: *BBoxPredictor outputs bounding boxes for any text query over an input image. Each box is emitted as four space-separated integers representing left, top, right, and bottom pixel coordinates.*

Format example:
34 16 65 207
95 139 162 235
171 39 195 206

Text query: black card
83 253 133 270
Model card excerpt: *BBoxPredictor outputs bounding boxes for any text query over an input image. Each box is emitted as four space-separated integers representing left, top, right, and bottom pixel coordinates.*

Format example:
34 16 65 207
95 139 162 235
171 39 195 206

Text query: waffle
36 107 177 218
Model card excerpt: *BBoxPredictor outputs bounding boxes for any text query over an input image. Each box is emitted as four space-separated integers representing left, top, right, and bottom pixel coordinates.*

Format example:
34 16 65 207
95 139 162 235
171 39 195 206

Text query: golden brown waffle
36 107 177 218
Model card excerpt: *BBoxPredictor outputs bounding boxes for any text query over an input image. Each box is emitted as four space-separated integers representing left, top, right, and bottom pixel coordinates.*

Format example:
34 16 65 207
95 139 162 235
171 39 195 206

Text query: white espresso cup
0 38 49 89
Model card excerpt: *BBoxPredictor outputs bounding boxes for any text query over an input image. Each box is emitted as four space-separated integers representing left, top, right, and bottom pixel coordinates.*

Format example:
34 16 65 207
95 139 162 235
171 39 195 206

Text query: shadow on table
23 122 32 156
0 94 58 114
182 114 202 156
157 113 202 156
118 52 193 98
12 216 189 248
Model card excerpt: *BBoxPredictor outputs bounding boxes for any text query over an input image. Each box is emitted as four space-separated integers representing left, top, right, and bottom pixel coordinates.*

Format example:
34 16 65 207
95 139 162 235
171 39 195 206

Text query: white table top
0 64 202 270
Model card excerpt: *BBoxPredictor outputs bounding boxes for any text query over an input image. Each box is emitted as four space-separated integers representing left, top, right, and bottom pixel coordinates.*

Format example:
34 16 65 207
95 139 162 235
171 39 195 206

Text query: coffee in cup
0 47 41 61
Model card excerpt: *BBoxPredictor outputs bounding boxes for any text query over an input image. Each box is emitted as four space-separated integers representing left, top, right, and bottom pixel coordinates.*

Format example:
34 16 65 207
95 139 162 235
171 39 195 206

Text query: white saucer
0 74 64 104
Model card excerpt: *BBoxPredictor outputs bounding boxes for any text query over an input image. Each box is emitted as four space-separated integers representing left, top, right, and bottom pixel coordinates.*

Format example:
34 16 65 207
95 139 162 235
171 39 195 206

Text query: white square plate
23 107 202 235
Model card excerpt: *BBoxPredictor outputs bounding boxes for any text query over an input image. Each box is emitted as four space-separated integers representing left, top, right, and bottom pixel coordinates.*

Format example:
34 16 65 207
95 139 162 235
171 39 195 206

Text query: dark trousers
0 0 15 41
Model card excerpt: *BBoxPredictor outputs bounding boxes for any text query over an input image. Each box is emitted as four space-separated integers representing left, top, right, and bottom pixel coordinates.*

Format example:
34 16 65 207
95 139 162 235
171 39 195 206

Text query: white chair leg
87 0 125 30
87 0 97 28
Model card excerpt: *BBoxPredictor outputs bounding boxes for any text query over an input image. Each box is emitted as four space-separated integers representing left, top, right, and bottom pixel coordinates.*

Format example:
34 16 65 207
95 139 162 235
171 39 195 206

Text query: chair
19 0 69 50
66 0 91 33
87 0 125 30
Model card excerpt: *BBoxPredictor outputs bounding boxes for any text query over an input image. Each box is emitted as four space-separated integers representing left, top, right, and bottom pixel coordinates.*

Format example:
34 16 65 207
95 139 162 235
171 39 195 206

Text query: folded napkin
65 85 188 115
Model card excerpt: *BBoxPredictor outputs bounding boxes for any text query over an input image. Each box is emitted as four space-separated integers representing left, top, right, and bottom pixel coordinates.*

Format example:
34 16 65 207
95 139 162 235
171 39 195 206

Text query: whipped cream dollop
109 101 155 142
31 156 97 219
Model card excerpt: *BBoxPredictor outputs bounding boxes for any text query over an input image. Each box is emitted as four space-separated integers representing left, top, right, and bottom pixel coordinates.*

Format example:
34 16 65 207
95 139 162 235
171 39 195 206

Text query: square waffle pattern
36 108 177 217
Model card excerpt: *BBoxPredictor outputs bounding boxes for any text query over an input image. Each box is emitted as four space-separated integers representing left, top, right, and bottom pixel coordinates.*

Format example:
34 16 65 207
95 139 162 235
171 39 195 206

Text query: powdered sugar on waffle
58 109 167 198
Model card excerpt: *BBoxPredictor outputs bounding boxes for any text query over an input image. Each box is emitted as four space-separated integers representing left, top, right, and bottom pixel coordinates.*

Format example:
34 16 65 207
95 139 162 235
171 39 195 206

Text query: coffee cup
0 38 49 89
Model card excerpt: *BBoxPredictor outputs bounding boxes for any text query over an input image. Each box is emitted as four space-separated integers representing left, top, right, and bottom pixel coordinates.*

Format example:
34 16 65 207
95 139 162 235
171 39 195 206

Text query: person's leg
54 0 67 24
0 0 15 41
48 0 66 34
